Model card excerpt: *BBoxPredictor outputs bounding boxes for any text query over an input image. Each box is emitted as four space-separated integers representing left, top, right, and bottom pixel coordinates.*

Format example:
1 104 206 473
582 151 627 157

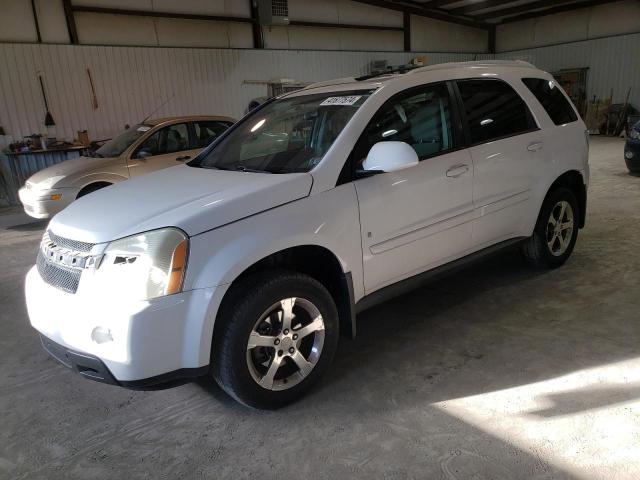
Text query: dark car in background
625 120 640 174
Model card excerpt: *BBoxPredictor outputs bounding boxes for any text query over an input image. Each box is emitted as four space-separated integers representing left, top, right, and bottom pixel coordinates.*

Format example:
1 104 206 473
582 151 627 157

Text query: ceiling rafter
351 0 492 29
354 0 625 27
475 0 621 21
447 0 520 16
494 0 624 23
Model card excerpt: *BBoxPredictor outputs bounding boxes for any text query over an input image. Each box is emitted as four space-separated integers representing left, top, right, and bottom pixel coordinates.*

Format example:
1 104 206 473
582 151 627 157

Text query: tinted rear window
522 78 578 126
457 79 535 145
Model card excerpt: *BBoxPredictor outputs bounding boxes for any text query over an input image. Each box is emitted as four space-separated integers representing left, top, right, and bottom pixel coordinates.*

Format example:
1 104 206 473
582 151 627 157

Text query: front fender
71 172 129 190
185 183 365 302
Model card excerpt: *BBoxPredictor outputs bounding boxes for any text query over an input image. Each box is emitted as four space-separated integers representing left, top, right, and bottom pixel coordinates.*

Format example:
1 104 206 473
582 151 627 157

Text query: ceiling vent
258 0 289 26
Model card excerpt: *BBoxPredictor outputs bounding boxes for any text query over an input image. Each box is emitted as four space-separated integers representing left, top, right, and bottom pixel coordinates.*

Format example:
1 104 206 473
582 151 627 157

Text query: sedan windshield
190 90 372 173
94 124 152 157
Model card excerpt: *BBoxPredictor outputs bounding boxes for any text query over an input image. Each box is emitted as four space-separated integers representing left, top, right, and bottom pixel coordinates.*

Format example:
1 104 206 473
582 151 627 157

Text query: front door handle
176 155 191 161
446 164 469 178
527 142 543 152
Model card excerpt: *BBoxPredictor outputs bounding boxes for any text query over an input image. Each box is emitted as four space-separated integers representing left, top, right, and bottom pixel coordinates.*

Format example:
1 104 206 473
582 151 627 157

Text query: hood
48 165 313 243
27 155 121 188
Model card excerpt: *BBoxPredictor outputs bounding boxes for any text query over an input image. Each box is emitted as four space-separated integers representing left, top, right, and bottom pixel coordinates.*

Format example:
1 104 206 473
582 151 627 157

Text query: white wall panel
34 0 69 44
0 43 477 149
263 26 404 51
154 18 253 48
151 0 250 17
287 0 402 26
0 0 38 43
588 1 640 38
496 33 640 107
75 12 159 46
496 0 640 52
410 15 488 53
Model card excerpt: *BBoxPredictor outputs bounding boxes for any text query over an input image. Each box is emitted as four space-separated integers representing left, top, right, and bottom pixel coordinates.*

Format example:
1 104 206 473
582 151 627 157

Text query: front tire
522 187 579 268
212 271 339 409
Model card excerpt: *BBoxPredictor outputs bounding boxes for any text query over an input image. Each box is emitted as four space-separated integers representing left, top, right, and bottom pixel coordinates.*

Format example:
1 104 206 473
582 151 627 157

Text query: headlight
630 129 640 140
33 175 66 190
97 228 188 300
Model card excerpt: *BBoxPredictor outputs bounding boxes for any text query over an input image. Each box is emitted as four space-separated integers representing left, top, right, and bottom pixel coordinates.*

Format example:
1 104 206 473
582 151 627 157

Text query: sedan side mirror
136 149 152 160
362 141 419 173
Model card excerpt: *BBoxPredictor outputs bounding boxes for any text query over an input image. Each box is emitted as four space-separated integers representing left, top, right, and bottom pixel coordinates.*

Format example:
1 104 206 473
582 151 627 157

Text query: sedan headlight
629 129 640 140
97 228 188 300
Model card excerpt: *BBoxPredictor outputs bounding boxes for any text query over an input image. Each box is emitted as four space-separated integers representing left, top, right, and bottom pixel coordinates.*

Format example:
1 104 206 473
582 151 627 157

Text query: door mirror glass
362 141 419 173
136 148 152 159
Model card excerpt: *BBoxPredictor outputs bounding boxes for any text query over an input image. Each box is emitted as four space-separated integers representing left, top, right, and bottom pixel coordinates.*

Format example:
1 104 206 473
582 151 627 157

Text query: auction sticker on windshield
320 96 362 106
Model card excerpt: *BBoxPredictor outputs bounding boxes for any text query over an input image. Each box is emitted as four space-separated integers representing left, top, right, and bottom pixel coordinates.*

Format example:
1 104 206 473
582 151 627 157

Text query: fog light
625 151 634 159
50 193 62 201
91 326 113 344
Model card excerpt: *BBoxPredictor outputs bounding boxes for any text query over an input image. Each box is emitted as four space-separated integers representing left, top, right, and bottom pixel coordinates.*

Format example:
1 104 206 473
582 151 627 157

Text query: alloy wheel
246 297 325 391
546 200 574 256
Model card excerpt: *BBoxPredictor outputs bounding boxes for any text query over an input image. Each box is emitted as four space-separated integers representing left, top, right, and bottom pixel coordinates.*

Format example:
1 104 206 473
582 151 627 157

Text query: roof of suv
297 60 538 94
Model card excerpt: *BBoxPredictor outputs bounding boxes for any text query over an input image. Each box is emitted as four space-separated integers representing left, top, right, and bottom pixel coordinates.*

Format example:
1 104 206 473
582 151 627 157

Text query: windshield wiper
234 165 273 174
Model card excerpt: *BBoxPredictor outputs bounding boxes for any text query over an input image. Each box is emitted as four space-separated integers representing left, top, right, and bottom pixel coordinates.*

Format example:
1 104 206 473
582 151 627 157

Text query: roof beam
496 0 623 23
448 0 520 16
71 5 254 24
352 0 491 29
418 0 466 8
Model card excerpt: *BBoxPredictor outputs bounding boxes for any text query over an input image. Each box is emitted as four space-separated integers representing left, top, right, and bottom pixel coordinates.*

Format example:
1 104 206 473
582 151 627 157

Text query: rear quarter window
522 78 578 126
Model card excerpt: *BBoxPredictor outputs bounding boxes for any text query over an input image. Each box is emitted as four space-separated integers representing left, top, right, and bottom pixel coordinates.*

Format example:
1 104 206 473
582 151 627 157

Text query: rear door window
457 79 536 145
137 123 189 157
193 121 232 148
522 78 578 125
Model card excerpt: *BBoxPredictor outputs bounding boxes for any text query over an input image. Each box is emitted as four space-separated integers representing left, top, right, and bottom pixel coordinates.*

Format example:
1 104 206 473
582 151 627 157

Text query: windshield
190 90 372 173
94 124 152 157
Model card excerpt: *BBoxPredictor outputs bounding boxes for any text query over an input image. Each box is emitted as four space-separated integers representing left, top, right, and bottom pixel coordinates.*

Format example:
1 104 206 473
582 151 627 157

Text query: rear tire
522 187 579 268
212 270 339 409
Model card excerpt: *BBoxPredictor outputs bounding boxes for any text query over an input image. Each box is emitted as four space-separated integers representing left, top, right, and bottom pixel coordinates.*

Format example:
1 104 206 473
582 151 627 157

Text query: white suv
26 61 589 409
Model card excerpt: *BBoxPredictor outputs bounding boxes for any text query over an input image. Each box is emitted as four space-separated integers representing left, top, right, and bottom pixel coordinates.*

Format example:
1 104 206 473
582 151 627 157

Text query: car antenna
141 93 176 123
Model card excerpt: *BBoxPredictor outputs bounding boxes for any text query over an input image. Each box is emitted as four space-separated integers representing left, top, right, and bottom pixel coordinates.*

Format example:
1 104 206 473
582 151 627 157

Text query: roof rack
354 65 420 82
406 60 536 75
301 60 538 92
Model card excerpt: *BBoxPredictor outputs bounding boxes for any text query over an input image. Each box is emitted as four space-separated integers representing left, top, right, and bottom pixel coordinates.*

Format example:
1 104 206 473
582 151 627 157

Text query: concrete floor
1 136 639 480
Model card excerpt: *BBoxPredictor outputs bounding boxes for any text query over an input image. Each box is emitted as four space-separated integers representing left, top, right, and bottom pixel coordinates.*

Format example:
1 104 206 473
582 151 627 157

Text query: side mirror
136 149 152 160
362 141 419 173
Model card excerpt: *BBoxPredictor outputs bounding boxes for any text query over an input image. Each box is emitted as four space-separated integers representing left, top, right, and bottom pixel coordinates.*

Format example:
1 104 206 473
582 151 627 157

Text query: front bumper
39 334 209 388
625 140 640 172
26 265 221 384
18 187 77 219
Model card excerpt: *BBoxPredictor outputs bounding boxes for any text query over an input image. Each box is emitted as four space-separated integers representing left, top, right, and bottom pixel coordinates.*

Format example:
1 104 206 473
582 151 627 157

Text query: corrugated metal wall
496 32 640 107
2 33 636 151
0 43 480 149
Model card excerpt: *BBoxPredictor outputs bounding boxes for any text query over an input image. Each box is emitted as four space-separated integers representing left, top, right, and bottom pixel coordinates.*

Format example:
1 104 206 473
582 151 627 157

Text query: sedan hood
49 165 313 243
27 155 120 188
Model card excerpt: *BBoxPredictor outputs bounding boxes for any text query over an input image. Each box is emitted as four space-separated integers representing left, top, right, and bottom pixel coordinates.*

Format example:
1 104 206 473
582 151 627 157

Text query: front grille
47 231 94 253
37 249 82 294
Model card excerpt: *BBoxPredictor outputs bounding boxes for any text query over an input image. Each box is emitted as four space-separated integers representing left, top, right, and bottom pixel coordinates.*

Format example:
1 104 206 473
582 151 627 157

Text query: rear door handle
176 155 191 161
446 164 469 178
527 142 543 152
